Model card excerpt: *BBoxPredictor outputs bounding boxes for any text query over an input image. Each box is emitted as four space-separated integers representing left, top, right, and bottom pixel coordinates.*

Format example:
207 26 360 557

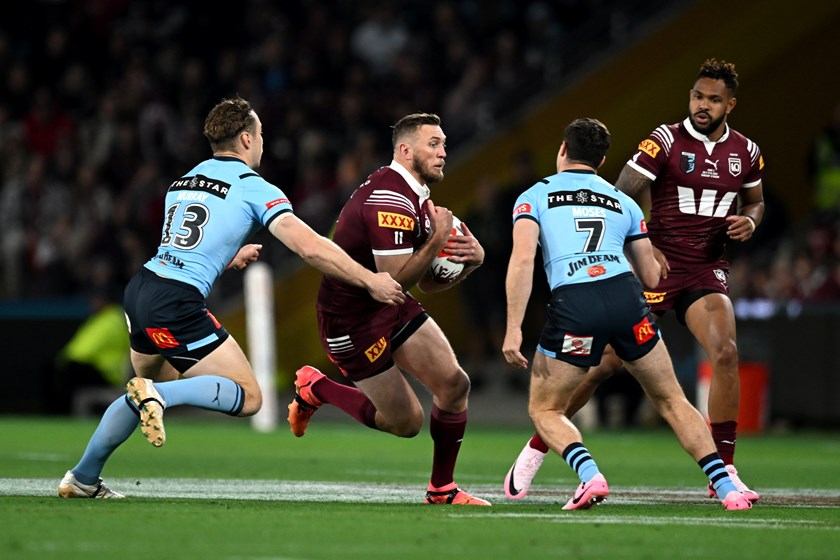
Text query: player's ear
726 96 737 115
598 155 606 169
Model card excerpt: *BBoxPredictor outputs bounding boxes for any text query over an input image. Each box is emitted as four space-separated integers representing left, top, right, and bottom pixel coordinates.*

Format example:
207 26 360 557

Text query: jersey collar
683 117 730 143
389 160 430 203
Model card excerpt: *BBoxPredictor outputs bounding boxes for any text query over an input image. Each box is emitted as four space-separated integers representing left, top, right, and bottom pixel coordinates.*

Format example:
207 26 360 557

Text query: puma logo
705 158 719 171
212 382 221 405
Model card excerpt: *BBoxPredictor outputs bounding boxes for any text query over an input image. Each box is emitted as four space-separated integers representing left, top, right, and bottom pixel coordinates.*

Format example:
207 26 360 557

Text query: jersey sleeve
623 197 649 243
241 175 294 228
512 187 540 225
743 140 764 188
362 192 418 256
625 125 672 181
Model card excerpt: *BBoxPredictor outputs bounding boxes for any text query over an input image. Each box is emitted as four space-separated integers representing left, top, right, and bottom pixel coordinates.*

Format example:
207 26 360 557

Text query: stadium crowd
1 0 838 319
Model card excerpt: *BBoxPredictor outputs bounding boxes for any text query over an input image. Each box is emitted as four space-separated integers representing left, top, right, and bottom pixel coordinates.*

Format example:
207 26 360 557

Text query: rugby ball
430 217 465 283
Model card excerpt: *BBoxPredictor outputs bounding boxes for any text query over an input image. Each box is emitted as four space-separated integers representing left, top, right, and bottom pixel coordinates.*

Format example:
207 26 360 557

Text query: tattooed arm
614 164 668 278
614 165 653 214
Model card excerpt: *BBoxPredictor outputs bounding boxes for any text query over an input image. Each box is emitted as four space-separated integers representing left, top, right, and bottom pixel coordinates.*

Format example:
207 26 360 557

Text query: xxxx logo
377 212 415 231
365 337 387 362
146 327 180 349
638 139 661 159
644 291 665 304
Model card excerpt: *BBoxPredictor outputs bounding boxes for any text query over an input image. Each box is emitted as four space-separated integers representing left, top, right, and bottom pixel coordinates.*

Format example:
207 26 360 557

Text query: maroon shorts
317 296 428 381
643 260 729 324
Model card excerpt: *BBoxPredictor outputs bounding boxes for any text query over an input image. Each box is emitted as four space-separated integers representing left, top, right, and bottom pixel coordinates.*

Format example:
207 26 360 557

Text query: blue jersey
144 156 293 297
512 170 648 290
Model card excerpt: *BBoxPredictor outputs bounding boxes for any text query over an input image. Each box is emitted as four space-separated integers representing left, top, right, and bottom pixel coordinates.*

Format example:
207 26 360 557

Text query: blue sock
155 376 244 416
73 396 139 485
562 442 600 483
699 453 738 498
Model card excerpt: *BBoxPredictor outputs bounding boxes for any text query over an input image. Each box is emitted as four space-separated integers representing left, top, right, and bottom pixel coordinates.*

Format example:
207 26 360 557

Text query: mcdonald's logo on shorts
365 337 387 362
146 327 180 349
633 317 656 345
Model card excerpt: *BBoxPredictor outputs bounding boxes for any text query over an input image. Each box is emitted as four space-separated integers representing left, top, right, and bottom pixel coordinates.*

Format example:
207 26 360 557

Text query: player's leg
505 344 620 500
528 352 609 510
684 293 739 453
393 318 489 505
58 349 169 498
684 292 758 501
622 340 750 509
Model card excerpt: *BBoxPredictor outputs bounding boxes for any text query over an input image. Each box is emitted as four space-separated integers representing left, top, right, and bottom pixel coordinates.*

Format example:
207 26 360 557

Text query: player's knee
392 409 423 438
711 340 738 372
237 383 263 417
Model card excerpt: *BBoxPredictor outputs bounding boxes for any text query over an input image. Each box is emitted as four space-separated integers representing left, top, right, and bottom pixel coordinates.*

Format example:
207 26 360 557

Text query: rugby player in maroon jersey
287 113 491 505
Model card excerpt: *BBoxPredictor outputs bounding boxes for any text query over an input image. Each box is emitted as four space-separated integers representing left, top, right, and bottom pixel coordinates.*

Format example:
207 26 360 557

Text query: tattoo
615 166 651 199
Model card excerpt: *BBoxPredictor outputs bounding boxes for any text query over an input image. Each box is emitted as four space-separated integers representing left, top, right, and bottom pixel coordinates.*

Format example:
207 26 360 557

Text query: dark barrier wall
656 310 840 428
2 309 838 427
1 314 84 414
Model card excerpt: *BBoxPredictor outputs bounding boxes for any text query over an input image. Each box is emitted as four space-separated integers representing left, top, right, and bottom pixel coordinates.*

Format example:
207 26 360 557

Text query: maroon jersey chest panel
630 122 763 264
317 166 429 313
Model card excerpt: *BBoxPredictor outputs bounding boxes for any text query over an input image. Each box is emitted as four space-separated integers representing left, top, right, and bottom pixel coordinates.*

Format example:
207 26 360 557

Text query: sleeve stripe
626 159 657 181
624 232 649 244
264 208 293 229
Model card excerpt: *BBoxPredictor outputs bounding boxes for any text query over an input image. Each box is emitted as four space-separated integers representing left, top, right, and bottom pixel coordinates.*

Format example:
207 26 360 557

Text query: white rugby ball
430 217 465 283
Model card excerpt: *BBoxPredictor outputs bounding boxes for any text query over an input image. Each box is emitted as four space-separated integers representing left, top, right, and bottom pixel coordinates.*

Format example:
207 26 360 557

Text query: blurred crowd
0 0 670 304
2 0 839 319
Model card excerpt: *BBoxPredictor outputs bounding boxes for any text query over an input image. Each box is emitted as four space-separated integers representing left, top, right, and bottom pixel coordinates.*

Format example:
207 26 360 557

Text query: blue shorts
124 267 229 373
538 272 660 367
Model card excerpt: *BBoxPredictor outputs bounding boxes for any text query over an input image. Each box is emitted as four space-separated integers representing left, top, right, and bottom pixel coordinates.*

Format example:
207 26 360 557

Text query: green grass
1 416 838 559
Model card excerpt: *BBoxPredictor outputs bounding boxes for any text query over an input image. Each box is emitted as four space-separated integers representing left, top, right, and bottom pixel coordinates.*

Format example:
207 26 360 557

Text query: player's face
688 77 736 139
410 125 447 184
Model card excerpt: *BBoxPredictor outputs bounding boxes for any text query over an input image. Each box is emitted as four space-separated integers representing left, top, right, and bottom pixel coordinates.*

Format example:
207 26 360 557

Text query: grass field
1 415 838 559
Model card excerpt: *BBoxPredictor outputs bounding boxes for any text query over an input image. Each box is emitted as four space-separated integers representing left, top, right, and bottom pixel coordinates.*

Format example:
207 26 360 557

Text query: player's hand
366 272 406 306
502 329 529 369
228 244 262 270
440 221 485 267
726 215 756 241
426 200 453 248
652 245 669 279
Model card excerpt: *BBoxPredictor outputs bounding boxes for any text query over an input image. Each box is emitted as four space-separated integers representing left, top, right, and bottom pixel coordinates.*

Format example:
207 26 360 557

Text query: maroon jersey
317 162 432 315
626 118 763 264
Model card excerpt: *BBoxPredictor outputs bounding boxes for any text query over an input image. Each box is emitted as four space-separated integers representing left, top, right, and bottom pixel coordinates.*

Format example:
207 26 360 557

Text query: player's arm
615 164 654 213
502 218 539 369
615 164 669 277
624 237 661 290
727 182 765 242
270 213 405 305
375 200 453 293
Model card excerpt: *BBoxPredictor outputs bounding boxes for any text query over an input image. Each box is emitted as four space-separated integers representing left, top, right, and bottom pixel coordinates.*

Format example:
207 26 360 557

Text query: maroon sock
529 433 550 453
429 405 467 488
711 420 738 465
311 378 377 429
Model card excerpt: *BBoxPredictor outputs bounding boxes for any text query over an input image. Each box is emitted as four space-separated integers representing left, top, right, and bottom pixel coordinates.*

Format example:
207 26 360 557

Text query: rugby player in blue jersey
58 97 404 498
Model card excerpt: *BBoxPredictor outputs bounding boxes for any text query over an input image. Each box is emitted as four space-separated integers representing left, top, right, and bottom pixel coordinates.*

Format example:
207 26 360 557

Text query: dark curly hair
698 58 739 95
